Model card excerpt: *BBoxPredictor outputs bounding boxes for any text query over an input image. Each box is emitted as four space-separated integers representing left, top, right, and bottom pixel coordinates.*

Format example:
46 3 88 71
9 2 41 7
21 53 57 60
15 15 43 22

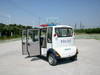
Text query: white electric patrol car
22 24 78 66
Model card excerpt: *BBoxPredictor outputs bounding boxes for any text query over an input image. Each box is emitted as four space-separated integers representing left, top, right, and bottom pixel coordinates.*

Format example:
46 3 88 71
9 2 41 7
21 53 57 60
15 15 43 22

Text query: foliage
75 28 100 34
0 23 32 40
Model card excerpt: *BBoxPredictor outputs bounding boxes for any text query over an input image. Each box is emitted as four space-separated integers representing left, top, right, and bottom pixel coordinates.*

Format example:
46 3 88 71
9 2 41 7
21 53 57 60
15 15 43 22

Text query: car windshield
55 27 73 37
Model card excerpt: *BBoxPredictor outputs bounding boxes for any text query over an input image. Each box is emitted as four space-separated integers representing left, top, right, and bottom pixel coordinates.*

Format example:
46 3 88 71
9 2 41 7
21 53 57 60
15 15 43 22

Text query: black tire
70 54 77 61
48 54 57 66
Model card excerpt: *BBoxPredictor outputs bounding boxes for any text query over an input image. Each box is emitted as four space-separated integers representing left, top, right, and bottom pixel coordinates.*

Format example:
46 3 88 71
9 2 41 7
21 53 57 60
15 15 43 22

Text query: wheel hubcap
48 55 53 64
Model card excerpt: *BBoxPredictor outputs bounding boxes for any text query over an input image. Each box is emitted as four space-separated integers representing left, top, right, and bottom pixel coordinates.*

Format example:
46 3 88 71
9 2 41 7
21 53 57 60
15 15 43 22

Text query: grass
75 34 100 40
0 35 21 43
0 35 21 40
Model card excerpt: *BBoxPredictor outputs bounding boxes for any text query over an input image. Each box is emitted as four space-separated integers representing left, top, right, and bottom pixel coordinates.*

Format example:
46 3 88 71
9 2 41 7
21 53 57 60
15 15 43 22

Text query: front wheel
48 54 57 66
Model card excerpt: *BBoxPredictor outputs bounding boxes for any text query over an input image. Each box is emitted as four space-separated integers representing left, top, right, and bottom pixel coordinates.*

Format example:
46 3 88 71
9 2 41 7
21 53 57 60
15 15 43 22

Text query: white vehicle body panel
51 25 77 58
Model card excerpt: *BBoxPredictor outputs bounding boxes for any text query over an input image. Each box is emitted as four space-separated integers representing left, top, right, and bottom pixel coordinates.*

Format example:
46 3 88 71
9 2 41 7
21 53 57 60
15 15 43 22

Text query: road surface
0 39 100 75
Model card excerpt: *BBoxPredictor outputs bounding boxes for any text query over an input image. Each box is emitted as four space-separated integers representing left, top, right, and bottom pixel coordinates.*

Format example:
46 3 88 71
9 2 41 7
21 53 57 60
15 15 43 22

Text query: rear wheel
48 54 57 66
